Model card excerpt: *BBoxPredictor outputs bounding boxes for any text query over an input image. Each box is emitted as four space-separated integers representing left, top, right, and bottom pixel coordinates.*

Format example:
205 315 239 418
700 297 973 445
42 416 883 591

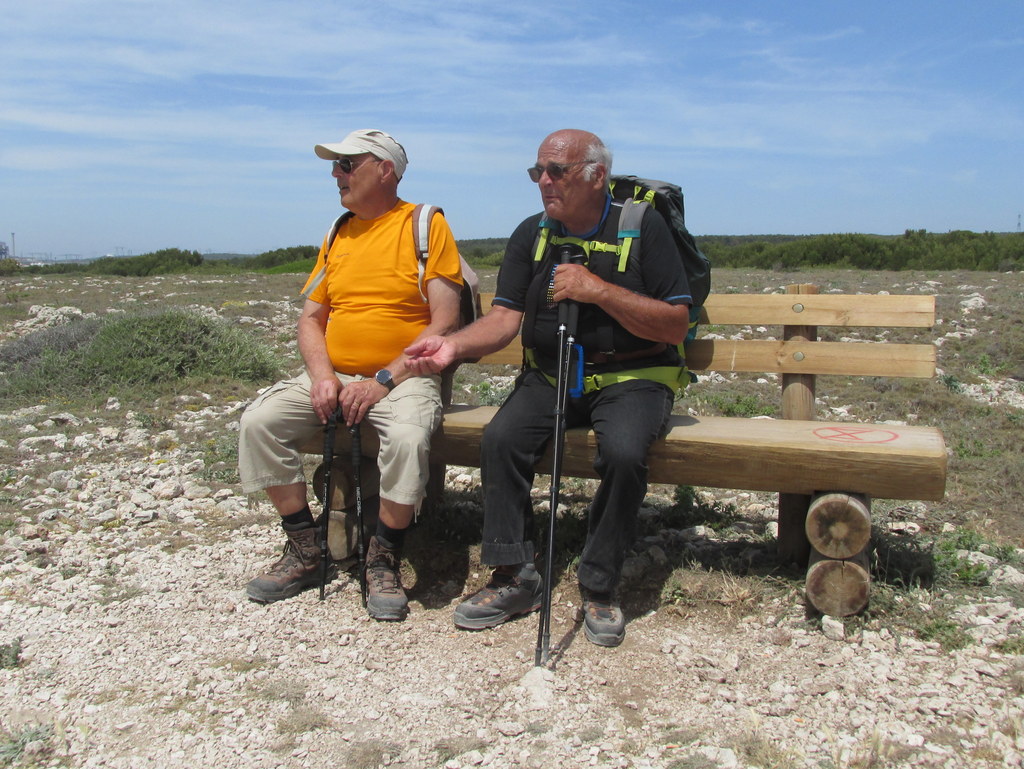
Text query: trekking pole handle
556 244 584 333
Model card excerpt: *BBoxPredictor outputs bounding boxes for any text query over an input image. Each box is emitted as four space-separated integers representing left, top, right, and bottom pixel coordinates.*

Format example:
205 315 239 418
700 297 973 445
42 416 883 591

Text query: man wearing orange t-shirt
238 129 463 620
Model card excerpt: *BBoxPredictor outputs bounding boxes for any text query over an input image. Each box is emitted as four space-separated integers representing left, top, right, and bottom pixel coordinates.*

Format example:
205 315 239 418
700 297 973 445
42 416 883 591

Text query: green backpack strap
615 199 648 272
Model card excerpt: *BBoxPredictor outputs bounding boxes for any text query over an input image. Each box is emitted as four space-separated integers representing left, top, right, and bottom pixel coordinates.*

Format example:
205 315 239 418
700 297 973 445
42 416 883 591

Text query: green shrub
0 310 282 402
0 637 21 668
918 617 972 650
0 724 52 764
702 392 777 418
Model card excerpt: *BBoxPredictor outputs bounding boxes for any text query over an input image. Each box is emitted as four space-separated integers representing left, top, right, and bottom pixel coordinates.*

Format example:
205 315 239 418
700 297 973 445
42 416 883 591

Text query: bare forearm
589 282 689 345
553 263 688 345
405 306 523 375
298 316 335 381
448 309 521 360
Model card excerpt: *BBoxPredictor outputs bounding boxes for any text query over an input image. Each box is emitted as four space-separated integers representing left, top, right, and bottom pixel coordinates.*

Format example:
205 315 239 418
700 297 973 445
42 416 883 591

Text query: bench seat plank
435 406 947 501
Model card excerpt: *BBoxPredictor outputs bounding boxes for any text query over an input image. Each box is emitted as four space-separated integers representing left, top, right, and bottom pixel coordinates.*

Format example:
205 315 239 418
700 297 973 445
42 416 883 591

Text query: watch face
376 369 393 388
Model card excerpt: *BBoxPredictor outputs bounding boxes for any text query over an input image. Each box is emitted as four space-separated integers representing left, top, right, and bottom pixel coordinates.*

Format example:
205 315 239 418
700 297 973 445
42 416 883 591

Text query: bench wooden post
777 283 817 566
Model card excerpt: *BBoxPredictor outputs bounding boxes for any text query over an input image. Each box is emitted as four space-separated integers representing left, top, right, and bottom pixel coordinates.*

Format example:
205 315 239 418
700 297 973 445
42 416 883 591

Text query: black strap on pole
535 244 583 667
319 407 341 601
351 422 368 607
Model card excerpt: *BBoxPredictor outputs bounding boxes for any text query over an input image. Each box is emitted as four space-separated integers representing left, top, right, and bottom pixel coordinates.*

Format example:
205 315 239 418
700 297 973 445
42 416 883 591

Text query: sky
2 1 1022 260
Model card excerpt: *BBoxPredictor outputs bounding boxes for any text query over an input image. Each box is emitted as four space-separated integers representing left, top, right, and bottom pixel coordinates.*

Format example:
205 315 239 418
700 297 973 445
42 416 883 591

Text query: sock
281 505 315 530
375 521 407 551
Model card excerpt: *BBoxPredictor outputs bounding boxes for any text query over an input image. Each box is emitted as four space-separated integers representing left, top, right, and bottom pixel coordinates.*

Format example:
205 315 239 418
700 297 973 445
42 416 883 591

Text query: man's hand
338 378 387 427
405 335 457 375
552 263 690 345
309 376 343 425
552 263 605 304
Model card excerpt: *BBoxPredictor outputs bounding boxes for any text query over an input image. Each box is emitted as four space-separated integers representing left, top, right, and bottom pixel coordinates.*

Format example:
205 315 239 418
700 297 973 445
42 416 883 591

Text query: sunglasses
332 156 380 175
527 160 593 183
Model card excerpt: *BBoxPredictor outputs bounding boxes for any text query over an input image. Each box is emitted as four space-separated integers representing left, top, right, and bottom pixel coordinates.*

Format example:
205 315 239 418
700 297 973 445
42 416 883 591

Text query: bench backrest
473 286 937 379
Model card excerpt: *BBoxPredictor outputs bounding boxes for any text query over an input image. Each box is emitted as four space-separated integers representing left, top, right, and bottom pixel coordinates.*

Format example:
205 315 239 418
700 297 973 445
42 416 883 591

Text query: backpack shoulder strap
301 211 354 300
533 217 555 262
411 203 441 304
411 204 481 325
614 198 648 272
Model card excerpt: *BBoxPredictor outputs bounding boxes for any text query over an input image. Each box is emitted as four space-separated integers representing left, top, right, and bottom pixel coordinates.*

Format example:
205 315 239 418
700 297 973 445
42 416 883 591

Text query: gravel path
2 439 1023 769
3 274 1024 768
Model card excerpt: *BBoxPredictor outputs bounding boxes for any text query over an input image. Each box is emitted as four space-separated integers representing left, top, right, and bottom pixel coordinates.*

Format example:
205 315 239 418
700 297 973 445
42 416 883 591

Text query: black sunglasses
332 156 380 175
527 160 594 183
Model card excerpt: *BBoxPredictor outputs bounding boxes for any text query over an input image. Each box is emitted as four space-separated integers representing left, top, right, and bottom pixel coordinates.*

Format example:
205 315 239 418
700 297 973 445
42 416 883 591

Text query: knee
239 403 276 443
595 444 648 474
481 420 515 461
238 405 263 443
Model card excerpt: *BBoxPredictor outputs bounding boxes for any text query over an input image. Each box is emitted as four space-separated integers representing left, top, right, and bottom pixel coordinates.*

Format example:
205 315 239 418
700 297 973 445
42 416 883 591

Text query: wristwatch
374 369 396 391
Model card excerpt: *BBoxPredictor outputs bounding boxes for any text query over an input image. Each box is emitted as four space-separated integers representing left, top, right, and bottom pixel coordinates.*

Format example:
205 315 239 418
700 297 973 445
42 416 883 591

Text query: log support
806 546 871 617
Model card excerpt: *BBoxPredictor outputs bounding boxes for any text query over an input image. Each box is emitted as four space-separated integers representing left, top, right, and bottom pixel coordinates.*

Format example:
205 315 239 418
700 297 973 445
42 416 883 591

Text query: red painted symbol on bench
813 426 900 444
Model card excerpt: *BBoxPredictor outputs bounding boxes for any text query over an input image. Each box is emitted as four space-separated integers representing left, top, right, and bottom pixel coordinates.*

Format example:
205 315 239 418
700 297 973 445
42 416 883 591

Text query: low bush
0 310 282 404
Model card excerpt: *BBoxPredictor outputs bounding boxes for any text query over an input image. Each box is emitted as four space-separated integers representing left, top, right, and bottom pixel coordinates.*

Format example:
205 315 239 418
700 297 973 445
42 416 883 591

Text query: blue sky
2 1 1021 260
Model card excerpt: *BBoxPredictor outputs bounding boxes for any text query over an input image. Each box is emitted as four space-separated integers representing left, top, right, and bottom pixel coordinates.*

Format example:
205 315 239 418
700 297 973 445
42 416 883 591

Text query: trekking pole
319 406 341 601
350 422 368 607
535 244 584 667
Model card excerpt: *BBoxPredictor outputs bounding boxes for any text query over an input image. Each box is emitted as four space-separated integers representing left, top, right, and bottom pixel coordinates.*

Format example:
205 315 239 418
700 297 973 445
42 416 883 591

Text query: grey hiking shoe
454 564 543 630
247 525 334 603
365 536 408 621
580 587 625 647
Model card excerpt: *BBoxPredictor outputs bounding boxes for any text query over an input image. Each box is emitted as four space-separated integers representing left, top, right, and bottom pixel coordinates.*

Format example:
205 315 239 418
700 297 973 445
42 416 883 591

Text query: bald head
533 129 612 234
539 130 612 179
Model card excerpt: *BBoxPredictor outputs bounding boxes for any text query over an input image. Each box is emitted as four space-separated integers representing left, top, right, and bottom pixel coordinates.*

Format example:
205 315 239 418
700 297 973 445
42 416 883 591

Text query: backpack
526 175 711 393
607 175 711 344
410 204 482 330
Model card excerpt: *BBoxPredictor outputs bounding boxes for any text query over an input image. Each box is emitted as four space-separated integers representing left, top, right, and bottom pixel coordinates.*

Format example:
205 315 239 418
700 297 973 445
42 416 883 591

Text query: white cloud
2 0 1021 255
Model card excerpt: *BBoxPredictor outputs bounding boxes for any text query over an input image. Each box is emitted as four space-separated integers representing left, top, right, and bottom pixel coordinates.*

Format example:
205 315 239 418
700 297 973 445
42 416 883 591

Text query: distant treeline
699 230 1023 272
4 230 1021 277
4 247 319 277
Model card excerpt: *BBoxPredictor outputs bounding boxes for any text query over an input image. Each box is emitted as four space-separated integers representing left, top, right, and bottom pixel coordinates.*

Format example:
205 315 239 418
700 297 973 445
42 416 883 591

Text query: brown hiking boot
246 525 334 603
453 563 542 630
365 535 408 621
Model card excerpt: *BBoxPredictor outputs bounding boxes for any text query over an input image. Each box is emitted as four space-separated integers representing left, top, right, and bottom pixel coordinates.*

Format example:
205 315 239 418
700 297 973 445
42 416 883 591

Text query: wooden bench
426 284 947 617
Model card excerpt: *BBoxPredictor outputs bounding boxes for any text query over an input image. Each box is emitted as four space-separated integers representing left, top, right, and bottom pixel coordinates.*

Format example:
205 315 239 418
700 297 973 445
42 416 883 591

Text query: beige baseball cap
314 129 408 179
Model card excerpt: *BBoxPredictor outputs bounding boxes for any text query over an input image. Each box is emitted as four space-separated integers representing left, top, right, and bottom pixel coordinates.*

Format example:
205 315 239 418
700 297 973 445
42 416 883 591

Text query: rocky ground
1 271 1023 768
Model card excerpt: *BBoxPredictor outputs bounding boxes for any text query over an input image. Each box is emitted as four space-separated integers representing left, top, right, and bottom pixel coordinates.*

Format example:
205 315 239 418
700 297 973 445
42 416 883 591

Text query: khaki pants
238 371 442 507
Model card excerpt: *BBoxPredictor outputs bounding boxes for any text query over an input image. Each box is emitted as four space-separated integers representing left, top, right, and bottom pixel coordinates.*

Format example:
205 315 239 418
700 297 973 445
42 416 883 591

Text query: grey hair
582 139 613 181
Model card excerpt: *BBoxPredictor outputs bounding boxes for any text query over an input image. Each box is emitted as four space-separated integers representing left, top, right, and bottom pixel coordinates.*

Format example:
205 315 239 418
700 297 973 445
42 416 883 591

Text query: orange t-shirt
301 201 462 376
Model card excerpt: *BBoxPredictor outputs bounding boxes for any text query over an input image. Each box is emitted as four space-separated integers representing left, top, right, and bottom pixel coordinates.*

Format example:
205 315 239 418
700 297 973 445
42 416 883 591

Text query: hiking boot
581 587 625 647
454 564 543 630
247 524 333 603
365 535 408 621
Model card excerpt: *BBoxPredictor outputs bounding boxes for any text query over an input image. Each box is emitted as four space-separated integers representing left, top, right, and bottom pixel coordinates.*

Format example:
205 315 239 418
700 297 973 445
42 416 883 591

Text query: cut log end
805 492 871 560
805 556 870 617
